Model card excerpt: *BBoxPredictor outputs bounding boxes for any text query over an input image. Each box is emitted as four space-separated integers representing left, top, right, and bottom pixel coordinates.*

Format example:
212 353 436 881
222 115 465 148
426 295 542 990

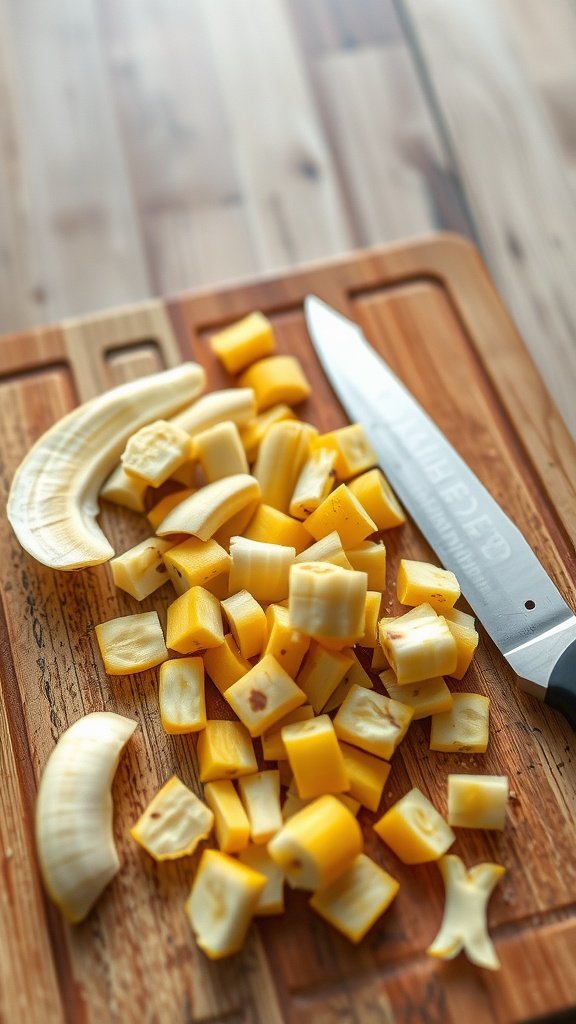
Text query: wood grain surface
0 237 575 1024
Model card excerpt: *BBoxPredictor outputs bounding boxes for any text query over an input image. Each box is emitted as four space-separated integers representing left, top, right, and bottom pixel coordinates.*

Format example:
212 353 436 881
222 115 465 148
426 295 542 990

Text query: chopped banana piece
193 421 249 482
323 653 373 714
448 775 509 830
345 540 387 591
289 562 367 643
239 355 311 411
224 654 306 737
221 590 267 660
261 705 315 761
212 501 259 550
397 559 460 613
357 591 382 648
379 670 453 720
166 586 223 654
380 605 457 684
162 536 231 596
209 312 275 374
370 641 389 672
430 693 490 753
240 403 296 462
238 844 285 915
348 468 406 529
197 720 257 782
333 684 413 760
374 788 455 864
254 420 318 513
121 419 192 486
171 388 256 435
203 634 253 694
185 849 266 960
156 474 260 541
229 536 295 603
296 642 355 713
170 459 196 488
282 715 349 799
238 770 283 844
130 776 213 860
268 795 362 890
159 657 206 733
95 611 168 674
444 609 480 679
110 537 173 600
243 503 311 553
310 424 377 481
338 742 391 812
310 853 399 943
427 855 505 970
294 531 352 569
304 484 377 548
147 488 194 531
289 448 337 519
338 794 361 816
203 779 250 853
100 463 149 512
264 604 310 679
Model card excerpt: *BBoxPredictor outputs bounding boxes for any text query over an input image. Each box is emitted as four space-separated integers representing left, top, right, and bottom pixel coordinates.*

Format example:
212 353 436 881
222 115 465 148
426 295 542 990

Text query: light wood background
1 0 576 438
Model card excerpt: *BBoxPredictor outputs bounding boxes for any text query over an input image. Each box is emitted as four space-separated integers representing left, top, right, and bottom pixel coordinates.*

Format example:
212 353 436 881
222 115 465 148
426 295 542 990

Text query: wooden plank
98 0 259 294
3 0 150 328
200 0 354 266
399 0 576 440
1 240 576 1022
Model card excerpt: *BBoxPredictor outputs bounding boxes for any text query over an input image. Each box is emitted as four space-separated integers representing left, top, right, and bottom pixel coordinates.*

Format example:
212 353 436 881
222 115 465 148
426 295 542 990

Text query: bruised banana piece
7 363 205 570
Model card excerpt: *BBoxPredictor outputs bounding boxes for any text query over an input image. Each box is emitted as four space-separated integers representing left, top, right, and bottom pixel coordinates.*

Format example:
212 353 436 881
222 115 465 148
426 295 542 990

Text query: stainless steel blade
304 295 576 700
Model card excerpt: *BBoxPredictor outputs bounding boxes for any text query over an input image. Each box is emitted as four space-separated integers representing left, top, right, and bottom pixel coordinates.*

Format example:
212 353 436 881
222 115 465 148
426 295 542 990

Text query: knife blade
304 295 576 729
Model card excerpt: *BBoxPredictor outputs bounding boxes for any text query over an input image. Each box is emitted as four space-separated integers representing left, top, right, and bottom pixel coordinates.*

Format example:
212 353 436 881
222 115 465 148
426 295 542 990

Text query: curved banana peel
7 363 206 570
35 712 138 924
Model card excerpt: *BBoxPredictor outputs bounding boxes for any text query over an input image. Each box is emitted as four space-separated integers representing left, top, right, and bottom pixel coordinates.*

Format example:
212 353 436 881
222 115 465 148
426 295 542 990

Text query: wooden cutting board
1 235 575 1024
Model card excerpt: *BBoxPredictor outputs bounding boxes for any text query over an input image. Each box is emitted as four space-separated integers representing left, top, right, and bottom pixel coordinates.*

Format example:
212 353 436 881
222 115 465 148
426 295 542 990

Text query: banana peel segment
35 712 138 924
7 363 205 570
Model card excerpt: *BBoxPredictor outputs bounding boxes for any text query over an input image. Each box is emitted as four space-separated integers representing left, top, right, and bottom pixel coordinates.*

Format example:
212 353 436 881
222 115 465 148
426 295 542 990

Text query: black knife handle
545 638 576 731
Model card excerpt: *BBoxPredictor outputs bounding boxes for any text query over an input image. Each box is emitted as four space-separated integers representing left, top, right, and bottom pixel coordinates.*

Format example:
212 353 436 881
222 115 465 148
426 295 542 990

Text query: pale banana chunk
110 537 173 600
121 420 192 486
447 775 508 830
130 776 213 860
156 474 260 541
427 854 505 970
171 388 256 435
95 610 168 674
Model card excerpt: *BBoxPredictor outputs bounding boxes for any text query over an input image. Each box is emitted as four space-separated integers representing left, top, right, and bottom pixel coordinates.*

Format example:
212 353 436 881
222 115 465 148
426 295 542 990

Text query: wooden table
1 237 575 1024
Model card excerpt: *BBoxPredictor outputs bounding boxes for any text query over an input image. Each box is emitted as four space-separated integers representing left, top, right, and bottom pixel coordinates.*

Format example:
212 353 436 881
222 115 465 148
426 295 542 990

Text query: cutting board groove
0 236 575 1024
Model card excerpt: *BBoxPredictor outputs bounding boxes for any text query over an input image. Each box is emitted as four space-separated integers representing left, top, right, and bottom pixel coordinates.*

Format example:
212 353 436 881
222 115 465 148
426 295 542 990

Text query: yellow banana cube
374 788 455 864
323 653 373 714
239 355 311 411
162 536 231 596
197 720 257 782
243 503 311 553
345 540 387 592
304 484 377 548
296 642 356 713
447 774 509 830
261 705 315 761
203 779 251 853
310 853 399 943
202 633 251 694
221 590 267 660
238 844 285 915
159 657 206 734
238 770 283 844
338 742 391 812
444 608 480 679
166 586 223 654
348 468 406 529
379 669 453 720
379 604 457 684
397 559 460 613
95 611 168 675
264 604 310 679
333 684 413 760
224 654 306 737
122 419 192 486
310 424 377 481
193 421 249 482
185 849 266 959
282 715 349 799
130 776 213 860
289 562 367 643
430 693 490 753
110 537 173 601
209 311 275 375
268 795 362 891
357 591 382 647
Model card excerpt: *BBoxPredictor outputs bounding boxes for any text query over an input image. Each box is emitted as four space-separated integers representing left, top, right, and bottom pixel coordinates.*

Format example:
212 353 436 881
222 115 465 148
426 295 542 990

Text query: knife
304 295 576 730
